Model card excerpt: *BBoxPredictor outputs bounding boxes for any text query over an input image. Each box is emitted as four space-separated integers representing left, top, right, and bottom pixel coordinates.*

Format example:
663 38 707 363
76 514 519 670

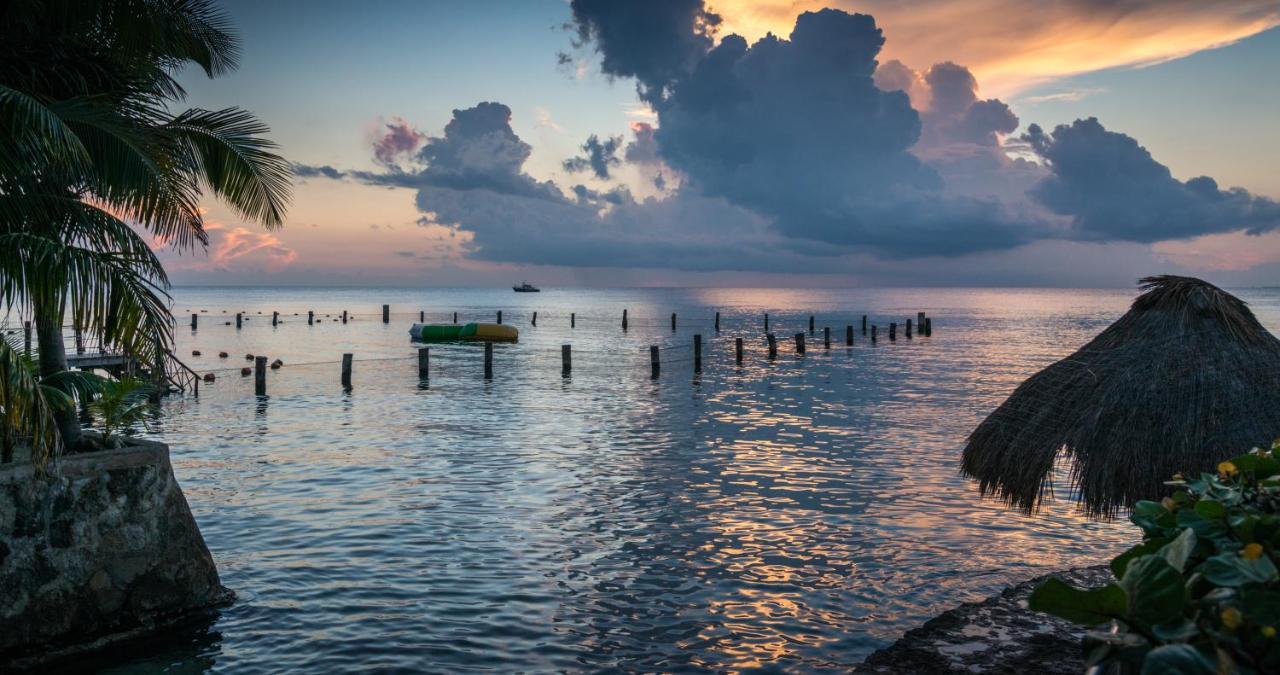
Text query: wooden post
809 315 815 335
532 311 537 326
562 344 571 376
342 310 347 324
650 345 660 378
735 337 743 364
453 312 458 324
918 312 926 329
23 321 31 355
925 317 932 336
191 313 198 330
571 312 575 328
420 310 425 322
861 315 867 335
308 311 314 326
254 355 267 396
484 342 493 379
382 304 389 324
767 333 777 359
693 334 702 372
905 319 912 339
272 311 279 327
418 347 429 378
846 325 853 346
890 322 897 341
871 325 877 343
715 311 720 332
671 312 677 332
622 309 628 330
236 313 242 329
824 326 831 349
497 310 503 324
795 333 806 354
341 353 352 388
764 313 769 332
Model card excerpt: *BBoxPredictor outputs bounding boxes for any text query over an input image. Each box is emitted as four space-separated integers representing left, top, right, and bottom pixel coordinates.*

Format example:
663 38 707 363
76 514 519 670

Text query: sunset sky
170 0 1280 287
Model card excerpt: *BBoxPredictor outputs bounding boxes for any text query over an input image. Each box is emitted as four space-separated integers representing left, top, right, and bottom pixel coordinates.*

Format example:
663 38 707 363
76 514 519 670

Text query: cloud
157 221 297 273
1024 118 1280 242
373 116 426 166
623 122 660 164
562 134 624 179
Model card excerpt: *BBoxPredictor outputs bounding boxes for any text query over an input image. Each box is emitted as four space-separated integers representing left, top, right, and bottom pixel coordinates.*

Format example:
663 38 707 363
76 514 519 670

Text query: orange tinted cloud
711 0 1280 96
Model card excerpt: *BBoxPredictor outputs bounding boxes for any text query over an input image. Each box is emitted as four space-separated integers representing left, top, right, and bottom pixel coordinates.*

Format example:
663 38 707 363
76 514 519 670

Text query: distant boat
513 281 540 293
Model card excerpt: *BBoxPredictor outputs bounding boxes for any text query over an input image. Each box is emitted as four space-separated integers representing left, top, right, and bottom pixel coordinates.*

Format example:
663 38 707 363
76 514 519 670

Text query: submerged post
715 311 720 332
925 317 932 336
308 311 314 326
418 347 429 378
671 312 677 332
341 353 352 388
767 333 777 359
571 312 576 328
497 310 503 324
918 312 926 329
824 326 831 349
846 325 853 346
694 334 702 372
735 337 744 364
453 312 458 324
562 344 571 376
890 322 897 341
795 332 806 354
862 315 867 335
906 319 913 339
764 313 769 332
420 310 425 323
484 342 493 379
342 310 347 324
254 355 267 396
272 311 279 327
236 313 242 329
382 304 389 324
622 309 628 330
809 315 815 335
650 345 660 378
872 325 878 343
191 313 197 331
532 311 537 326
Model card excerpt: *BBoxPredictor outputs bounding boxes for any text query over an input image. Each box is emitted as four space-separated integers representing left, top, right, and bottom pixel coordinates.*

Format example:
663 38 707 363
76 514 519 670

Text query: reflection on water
69 286 1280 673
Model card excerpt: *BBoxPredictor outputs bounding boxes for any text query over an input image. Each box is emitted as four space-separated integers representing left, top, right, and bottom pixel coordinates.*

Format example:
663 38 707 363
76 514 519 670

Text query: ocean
64 286 1280 672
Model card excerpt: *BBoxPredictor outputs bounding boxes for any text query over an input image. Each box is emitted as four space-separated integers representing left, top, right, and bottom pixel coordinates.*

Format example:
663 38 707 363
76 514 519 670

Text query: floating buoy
245 353 254 360
203 373 215 382
218 351 228 358
270 359 283 369
240 367 252 376
224 321 231 325
192 350 202 356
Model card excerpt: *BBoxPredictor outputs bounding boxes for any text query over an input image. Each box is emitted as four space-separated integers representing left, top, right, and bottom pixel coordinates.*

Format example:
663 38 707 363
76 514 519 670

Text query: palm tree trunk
33 296 83 450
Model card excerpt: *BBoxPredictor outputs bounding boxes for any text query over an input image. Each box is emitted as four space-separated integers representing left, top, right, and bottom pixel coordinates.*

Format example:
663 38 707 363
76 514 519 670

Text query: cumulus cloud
1024 118 1280 242
624 122 660 164
562 134 623 179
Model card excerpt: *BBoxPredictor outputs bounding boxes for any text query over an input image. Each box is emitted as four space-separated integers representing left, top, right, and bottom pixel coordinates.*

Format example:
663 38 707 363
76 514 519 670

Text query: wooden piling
623 309 629 330
809 316 815 335
342 310 347 324
918 312 926 329
484 342 493 379
191 313 197 330
254 356 267 396
694 334 702 372
382 305 389 323
453 312 458 324
650 345 660 378
764 313 769 332
871 325 878 343
562 344 571 376
420 310 425 322
341 353 352 388
890 322 897 341
925 317 932 336
767 333 777 359
308 311 314 326
272 311 279 327
532 311 537 326
906 319 912 339
671 312 677 331
735 337 744 364
571 312 575 328
824 326 831 349
236 313 242 329
715 311 720 332
862 315 867 335
795 333 806 354
846 325 853 346
497 310 503 325
418 347 429 378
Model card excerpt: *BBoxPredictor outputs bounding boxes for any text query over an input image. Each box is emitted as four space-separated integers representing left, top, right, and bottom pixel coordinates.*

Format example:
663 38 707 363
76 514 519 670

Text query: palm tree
0 0 291 451
0 334 98 465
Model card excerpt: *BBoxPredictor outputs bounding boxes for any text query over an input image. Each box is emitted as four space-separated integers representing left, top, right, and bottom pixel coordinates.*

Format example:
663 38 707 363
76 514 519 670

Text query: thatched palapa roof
961 275 1280 518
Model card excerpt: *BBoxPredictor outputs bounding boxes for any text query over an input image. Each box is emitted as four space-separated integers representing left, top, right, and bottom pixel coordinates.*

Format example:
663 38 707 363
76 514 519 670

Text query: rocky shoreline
855 565 1112 674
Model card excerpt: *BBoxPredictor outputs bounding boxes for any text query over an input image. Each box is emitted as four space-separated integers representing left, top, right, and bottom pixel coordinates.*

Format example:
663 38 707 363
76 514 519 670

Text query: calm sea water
62 286 1280 673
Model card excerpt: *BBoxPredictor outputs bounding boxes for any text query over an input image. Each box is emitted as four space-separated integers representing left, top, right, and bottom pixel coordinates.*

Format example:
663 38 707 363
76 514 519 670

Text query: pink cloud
159 221 298 273
373 116 426 166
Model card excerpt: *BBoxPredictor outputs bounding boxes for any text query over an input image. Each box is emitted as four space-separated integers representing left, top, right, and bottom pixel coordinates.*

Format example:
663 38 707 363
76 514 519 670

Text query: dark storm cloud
919 62 1019 147
624 122 660 164
1025 118 1280 242
563 134 623 179
292 163 346 180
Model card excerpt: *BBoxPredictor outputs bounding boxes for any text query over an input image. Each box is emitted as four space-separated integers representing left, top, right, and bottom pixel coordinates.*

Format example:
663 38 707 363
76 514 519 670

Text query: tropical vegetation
1030 443 1280 674
0 0 290 461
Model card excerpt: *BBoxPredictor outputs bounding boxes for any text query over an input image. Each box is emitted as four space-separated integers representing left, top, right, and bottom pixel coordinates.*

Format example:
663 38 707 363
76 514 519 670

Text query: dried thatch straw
961 275 1280 518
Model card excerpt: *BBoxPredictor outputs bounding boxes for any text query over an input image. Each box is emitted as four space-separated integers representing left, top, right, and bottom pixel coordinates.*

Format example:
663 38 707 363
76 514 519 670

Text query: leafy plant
0 333 102 466
87 377 154 447
1030 443 1280 673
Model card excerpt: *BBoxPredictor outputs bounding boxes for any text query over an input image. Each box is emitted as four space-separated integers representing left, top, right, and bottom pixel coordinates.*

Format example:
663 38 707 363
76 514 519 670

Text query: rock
854 566 1111 674
201 373 215 383
240 367 251 376
218 352 228 358
0 439 232 666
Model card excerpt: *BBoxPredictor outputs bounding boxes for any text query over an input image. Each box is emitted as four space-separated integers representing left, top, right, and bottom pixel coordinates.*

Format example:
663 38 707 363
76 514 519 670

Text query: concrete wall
0 439 230 664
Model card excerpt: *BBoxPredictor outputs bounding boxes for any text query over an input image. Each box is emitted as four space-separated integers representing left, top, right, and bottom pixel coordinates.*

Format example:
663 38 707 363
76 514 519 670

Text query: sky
167 0 1280 288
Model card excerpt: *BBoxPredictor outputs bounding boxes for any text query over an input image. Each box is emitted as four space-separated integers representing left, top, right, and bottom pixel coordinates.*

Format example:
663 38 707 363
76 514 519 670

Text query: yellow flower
1218 461 1238 477
1222 608 1243 630
1243 543 1265 561
1264 626 1277 639
1161 497 1176 511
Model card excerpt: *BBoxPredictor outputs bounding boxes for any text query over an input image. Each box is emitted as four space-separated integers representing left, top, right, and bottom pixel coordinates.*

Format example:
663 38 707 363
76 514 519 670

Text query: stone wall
0 439 231 665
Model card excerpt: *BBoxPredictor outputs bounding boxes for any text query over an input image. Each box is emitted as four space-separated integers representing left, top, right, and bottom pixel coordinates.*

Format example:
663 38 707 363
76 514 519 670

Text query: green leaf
1194 500 1227 519
1160 529 1198 573
1199 553 1280 587
1113 539 1168 579
1120 555 1187 626
1177 509 1228 541
1029 578 1127 626
1232 454 1280 479
1151 619 1200 642
1139 644 1216 675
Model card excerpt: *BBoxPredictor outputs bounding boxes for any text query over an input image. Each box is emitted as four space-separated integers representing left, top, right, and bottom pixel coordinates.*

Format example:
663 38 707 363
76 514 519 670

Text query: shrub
1029 443 1280 673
